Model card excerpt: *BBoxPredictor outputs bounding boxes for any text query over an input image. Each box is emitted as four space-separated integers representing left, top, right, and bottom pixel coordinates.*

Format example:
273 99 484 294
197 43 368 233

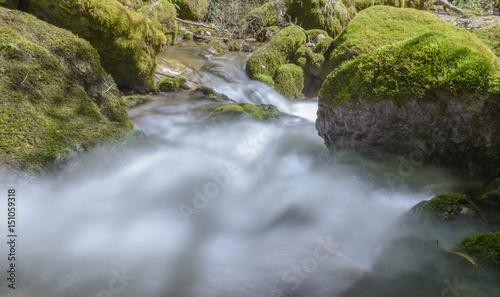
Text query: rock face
20 0 167 91
316 7 500 178
286 0 357 38
0 7 133 171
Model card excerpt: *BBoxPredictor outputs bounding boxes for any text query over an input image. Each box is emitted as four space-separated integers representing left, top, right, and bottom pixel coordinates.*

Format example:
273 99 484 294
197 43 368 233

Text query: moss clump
138 0 177 44
158 77 180 92
246 25 306 81
328 6 483 71
321 32 500 107
293 45 324 70
473 22 500 57
245 1 282 27
21 0 167 91
211 103 281 121
206 37 229 54
351 0 413 10
257 26 280 42
420 193 479 222
116 0 141 9
193 87 230 102
0 8 133 171
174 0 209 21
286 0 357 37
457 232 500 272
273 64 304 98
307 29 329 42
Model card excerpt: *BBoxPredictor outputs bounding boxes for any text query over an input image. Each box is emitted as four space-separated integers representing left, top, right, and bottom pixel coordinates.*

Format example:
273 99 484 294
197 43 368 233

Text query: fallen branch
175 17 214 29
434 0 464 14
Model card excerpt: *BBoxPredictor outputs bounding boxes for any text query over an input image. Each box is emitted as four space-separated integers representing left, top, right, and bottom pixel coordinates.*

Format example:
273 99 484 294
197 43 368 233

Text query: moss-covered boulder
473 22 500 57
211 103 281 121
273 63 304 99
175 0 209 21
245 0 283 29
457 232 500 272
138 0 177 44
0 0 18 9
317 23 500 177
286 0 357 38
20 0 167 91
351 0 416 10
158 76 187 92
0 7 133 171
413 193 481 224
328 6 476 71
246 25 306 96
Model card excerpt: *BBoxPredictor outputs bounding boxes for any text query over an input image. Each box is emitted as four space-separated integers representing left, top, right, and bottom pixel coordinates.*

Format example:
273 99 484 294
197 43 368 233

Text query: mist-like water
0 45 473 297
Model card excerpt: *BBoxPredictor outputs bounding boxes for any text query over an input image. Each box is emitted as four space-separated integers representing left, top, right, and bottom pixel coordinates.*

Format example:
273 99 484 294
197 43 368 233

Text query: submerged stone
210 103 281 121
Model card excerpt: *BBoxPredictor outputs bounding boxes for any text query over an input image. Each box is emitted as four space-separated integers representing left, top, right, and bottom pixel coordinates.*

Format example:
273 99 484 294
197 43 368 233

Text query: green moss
138 0 177 44
211 103 281 121
257 26 280 42
273 63 304 98
321 32 500 107
473 23 500 57
246 25 306 80
457 232 500 272
246 1 282 27
293 45 324 70
420 193 478 221
173 0 209 21
193 87 229 102
116 0 141 9
313 35 334 55
328 6 489 71
254 73 275 86
307 29 329 42
158 77 180 92
206 37 229 54
0 7 133 171
351 0 412 10
22 0 167 91
286 0 357 37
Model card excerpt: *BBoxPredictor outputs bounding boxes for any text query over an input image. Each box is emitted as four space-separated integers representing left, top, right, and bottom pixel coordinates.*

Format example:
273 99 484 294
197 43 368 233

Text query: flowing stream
0 44 477 297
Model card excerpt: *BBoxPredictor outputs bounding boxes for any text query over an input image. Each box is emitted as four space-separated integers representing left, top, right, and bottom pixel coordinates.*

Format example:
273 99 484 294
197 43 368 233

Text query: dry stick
175 17 214 29
434 0 464 14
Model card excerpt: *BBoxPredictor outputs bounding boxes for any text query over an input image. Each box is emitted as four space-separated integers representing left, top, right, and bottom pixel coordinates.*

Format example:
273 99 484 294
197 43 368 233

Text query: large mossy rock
0 8 133 171
245 1 283 28
246 25 306 97
175 0 209 21
20 0 167 91
412 193 481 224
457 232 500 273
286 0 357 38
473 22 500 57
316 7 500 178
328 6 471 71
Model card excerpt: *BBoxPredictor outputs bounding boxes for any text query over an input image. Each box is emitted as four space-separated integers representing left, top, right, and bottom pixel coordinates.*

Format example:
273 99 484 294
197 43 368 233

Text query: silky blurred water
0 45 474 297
